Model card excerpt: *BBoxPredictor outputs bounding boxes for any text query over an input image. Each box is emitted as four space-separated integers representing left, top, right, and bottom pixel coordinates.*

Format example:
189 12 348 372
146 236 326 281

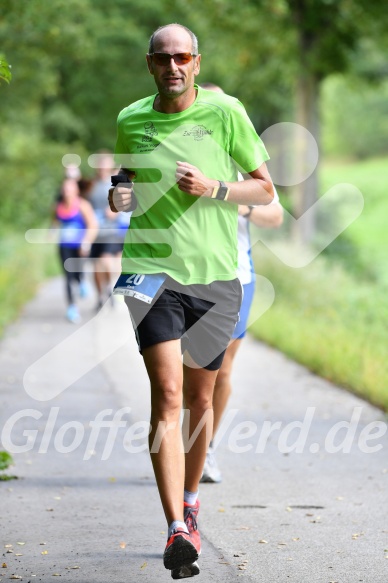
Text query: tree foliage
0 55 12 85
0 0 387 230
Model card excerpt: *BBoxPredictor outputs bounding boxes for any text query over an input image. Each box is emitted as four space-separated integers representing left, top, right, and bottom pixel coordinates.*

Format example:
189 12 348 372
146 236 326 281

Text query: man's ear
146 54 154 75
193 54 201 77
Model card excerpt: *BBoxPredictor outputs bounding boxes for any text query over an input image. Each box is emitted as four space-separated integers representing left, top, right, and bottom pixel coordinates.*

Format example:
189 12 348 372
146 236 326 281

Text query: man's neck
154 88 197 114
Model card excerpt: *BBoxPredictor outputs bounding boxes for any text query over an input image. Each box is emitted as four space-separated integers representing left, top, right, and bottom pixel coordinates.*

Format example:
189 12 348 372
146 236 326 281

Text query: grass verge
250 245 388 411
0 229 60 338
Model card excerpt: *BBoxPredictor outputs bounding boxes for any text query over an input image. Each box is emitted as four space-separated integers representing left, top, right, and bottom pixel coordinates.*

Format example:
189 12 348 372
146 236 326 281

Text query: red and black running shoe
184 500 201 556
163 528 199 571
171 560 200 579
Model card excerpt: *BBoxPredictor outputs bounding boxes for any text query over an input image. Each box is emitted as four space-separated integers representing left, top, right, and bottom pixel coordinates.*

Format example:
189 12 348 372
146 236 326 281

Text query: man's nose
166 57 178 71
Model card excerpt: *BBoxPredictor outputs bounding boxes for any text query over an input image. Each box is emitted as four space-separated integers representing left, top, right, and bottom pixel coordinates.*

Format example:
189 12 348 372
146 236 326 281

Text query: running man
108 24 274 578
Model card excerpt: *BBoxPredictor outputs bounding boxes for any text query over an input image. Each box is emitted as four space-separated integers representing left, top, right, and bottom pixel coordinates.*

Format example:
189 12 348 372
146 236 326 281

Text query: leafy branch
0 55 12 85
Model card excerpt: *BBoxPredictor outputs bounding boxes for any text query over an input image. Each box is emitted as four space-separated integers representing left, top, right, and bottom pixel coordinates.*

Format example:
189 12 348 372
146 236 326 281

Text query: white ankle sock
168 520 188 538
184 489 198 505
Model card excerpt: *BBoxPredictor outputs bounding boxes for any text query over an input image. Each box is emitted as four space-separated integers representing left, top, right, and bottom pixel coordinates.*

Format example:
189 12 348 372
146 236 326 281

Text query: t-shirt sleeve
228 100 270 173
114 115 127 168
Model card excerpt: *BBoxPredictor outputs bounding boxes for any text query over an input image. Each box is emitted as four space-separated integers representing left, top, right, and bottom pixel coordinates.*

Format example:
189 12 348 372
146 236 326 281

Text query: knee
214 368 232 394
184 388 213 413
151 380 182 417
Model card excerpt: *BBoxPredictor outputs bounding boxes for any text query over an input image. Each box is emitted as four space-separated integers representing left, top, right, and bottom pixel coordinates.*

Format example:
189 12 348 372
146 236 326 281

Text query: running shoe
163 528 199 571
66 304 81 324
184 500 201 555
79 281 90 298
171 561 200 579
200 448 222 483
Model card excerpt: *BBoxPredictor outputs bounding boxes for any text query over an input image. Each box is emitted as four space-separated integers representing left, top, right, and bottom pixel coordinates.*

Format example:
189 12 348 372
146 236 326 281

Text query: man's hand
176 161 217 197
108 184 134 213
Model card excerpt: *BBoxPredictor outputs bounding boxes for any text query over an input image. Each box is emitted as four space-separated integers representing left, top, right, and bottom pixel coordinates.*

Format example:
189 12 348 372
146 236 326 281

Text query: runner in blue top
55 178 98 323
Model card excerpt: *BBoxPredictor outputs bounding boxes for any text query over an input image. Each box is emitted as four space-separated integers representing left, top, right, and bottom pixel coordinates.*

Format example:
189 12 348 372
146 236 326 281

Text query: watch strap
211 180 230 201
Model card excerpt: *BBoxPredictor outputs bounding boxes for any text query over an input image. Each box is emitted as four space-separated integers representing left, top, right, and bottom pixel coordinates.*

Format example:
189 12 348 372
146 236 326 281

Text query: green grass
0 228 60 337
320 157 388 283
250 157 388 410
0 451 18 481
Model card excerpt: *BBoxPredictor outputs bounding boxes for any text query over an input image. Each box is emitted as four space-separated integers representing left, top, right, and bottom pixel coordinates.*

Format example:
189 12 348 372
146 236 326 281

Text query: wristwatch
211 180 230 201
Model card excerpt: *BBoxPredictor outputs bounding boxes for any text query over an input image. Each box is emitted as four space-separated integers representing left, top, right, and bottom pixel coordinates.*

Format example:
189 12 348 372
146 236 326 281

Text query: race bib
113 273 166 304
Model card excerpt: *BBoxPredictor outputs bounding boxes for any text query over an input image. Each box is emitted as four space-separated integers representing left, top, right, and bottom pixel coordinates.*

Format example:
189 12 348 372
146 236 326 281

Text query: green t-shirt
115 85 269 285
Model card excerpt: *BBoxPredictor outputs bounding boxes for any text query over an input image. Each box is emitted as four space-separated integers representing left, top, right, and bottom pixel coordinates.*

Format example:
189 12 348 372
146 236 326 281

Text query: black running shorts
124 276 242 371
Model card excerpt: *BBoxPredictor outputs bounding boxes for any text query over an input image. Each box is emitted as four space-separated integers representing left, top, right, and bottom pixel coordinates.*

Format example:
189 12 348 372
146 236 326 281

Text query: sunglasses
149 53 197 66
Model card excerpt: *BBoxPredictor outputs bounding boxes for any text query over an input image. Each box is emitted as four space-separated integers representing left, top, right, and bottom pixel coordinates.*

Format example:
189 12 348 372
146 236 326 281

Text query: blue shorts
232 280 255 339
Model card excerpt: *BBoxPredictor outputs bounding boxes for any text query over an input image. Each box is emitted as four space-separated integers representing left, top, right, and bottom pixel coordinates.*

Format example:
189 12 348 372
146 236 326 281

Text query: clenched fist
108 183 136 213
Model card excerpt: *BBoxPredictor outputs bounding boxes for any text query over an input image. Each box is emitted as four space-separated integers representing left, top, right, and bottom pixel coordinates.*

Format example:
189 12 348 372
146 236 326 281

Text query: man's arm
175 161 274 205
238 201 283 228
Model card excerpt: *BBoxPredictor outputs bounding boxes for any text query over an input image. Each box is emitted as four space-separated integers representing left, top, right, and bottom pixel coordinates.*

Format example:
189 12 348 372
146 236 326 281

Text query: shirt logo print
183 125 213 141
142 121 158 142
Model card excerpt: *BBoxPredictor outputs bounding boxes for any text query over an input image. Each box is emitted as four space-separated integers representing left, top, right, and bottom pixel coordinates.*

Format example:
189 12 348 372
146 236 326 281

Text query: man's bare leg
182 364 218 491
212 339 242 438
142 340 185 524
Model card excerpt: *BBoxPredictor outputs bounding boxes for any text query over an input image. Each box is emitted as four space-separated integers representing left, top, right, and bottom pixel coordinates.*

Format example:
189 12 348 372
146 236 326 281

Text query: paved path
0 278 387 583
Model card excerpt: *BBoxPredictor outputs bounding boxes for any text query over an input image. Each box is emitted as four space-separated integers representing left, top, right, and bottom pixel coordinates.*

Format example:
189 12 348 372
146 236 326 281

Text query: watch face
216 187 228 200
214 180 229 200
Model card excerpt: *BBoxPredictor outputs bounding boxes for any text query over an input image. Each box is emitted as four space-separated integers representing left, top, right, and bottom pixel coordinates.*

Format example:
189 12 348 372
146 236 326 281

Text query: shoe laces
184 506 198 532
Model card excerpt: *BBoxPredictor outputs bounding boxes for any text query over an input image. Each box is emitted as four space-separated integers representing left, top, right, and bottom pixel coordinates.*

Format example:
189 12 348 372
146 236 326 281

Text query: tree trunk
292 69 320 244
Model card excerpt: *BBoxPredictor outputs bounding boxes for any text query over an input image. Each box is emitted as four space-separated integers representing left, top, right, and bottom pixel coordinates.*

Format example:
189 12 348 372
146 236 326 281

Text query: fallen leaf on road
108 477 116 483
52 574 61 576
234 526 250 530
41 551 48 555
4 546 12 549
64 566 80 570
9 577 22 580
140 562 147 569
6 551 13 554
218 508 225 513
286 507 292 512
292 538 300 541
119 542 126 549
259 540 268 544
2 563 7 568
14 555 22 557
39 543 46 546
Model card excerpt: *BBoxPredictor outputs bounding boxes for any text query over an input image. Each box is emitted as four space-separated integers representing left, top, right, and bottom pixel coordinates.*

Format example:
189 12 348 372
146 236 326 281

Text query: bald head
149 24 198 55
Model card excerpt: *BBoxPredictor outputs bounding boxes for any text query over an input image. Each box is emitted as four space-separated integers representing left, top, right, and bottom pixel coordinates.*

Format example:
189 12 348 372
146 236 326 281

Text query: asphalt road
0 277 387 583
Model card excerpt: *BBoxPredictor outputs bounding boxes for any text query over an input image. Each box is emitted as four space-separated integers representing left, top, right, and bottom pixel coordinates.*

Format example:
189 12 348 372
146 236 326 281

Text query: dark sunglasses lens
153 54 169 65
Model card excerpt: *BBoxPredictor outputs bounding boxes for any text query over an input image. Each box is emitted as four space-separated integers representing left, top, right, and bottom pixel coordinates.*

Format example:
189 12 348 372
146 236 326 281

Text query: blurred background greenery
1 0 387 407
